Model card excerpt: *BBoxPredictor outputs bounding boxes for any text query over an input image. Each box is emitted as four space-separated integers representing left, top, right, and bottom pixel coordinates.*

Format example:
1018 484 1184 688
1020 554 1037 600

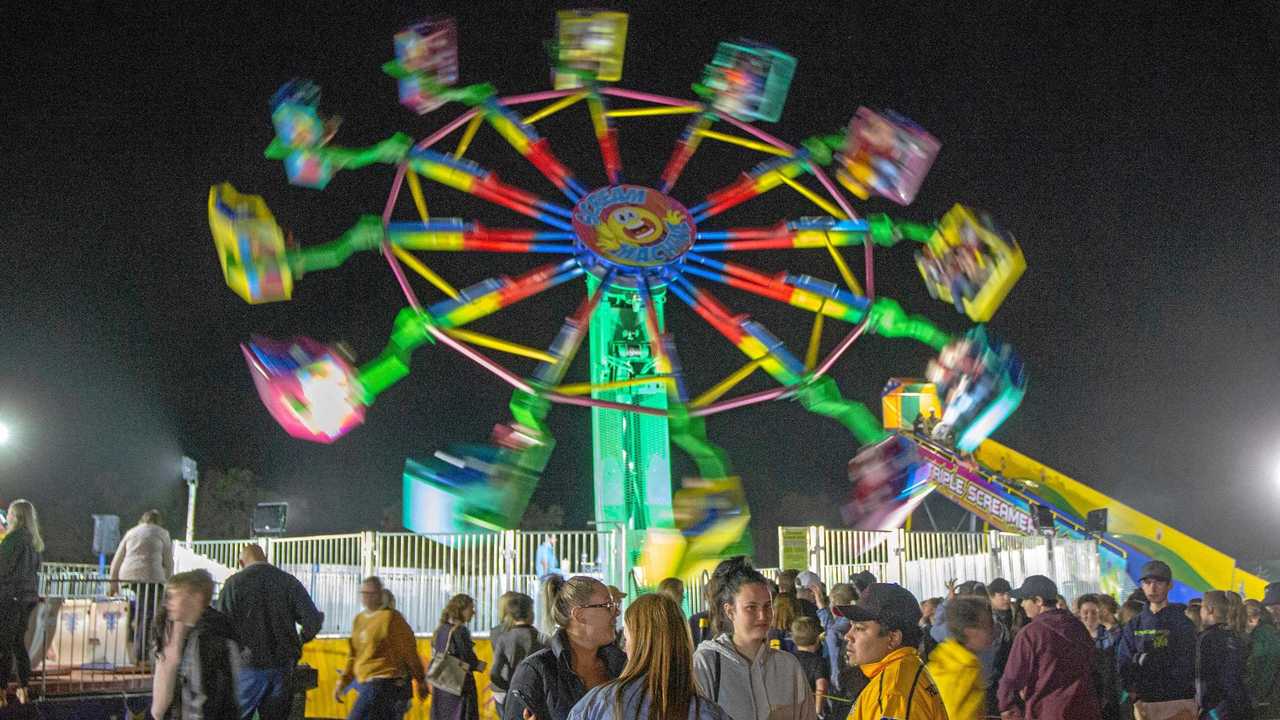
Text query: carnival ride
865 381 1269 602
208 11 1032 579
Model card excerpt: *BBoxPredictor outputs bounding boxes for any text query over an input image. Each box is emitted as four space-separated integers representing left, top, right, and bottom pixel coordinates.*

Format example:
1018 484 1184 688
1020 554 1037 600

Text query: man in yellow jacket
926 597 995 720
835 583 949 720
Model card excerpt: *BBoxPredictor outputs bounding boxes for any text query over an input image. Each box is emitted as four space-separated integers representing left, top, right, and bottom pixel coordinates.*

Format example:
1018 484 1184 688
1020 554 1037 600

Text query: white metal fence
795 526 1102 602
164 527 1101 637
176 529 619 636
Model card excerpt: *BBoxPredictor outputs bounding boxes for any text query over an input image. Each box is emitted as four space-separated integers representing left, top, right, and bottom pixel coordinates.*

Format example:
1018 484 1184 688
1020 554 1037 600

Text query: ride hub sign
572 185 695 270
916 443 1035 534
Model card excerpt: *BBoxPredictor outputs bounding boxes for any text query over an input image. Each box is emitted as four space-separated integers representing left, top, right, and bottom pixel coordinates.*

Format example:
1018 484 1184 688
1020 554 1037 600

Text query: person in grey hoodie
692 557 815 720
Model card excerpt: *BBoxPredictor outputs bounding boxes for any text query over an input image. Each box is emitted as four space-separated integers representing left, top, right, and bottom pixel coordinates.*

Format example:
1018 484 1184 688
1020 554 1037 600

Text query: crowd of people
5 501 1276 720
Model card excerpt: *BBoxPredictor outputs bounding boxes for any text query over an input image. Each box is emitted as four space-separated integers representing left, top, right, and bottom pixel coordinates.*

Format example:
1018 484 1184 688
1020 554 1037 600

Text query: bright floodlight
0 422 10 445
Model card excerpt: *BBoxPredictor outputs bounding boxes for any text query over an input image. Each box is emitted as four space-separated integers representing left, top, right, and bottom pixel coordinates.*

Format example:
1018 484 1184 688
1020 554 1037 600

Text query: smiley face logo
573 185 696 270
607 206 664 246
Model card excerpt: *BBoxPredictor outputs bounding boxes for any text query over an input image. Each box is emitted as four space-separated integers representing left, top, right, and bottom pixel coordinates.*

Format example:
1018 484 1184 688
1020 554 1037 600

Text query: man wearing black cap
1116 560 1197 720
835 583 947 720
997 575 1100 720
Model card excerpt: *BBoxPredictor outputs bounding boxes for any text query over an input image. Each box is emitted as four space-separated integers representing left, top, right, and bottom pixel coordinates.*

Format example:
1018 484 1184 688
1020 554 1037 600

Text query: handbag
426 624 470 695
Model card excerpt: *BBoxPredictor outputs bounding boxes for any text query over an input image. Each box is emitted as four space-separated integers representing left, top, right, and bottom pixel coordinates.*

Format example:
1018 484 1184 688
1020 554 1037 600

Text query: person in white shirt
109 509 173 668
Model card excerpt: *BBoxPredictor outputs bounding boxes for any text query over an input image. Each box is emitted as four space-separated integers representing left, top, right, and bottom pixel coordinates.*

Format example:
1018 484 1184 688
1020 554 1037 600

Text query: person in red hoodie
997 575 1101 720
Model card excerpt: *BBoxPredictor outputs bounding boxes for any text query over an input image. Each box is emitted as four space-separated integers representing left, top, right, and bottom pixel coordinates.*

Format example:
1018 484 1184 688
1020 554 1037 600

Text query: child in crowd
788 617 830 719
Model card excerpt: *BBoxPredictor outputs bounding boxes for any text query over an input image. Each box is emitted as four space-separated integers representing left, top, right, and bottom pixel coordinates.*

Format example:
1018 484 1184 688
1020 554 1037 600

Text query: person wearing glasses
503 575 626 720
567 592 731 720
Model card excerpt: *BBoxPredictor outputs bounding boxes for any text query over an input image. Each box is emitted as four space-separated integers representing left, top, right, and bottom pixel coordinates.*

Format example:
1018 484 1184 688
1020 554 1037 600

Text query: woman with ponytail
691 557 815 720
504 575 626 720
568 593 730 720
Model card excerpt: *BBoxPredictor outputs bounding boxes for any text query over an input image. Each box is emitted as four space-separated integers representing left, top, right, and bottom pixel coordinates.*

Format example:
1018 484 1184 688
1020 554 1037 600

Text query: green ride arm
291 215 385 277
355 306 437 402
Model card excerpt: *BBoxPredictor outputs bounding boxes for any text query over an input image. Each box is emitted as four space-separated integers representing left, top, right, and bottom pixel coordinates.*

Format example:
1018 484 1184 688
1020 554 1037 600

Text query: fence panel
1053 537 1103 602
270 534 365 635
177 540 245 570
377 532 514 635
173 528 1102 637
32 577 170 699
819 529 897 587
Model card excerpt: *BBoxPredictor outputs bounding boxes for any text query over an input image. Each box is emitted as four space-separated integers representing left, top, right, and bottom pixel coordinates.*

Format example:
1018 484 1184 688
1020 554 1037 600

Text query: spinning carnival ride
207 11 1030 580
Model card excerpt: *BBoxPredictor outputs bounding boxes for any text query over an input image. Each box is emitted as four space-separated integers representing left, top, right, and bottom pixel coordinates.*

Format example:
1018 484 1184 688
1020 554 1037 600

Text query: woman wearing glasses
567 592 731 720
504 575 627 720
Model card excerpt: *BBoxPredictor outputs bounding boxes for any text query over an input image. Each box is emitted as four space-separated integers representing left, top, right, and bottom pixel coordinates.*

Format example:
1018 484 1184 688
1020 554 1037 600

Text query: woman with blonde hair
767 593 798 652
432 593 484 720
505 575 627 720
568 593 730 720
0 499 43 706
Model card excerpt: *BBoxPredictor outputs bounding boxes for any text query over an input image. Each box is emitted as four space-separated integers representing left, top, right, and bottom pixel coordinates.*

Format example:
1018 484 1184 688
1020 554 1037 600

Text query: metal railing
29 577 168 699
174 529 619 636
802 526 1102 601
158 527 1103 641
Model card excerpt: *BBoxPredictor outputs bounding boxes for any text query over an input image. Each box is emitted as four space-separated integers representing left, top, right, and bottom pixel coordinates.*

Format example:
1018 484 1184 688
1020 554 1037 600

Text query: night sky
4 4 1278 565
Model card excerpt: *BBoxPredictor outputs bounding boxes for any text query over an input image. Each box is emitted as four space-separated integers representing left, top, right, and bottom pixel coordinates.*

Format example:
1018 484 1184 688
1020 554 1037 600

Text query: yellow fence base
302 636 499 720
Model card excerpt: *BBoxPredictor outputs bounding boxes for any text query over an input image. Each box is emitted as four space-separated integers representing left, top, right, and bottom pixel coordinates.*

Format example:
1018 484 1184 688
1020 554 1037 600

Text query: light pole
182 456 198 543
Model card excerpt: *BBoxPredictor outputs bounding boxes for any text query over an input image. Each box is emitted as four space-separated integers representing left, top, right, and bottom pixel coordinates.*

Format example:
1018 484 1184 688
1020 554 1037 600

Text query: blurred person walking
0 500 42 707
335 577 428 720
109 509 173 669
927 596 994 720
151 569 242 720
567 593 731 720
997 575 1100 720
692 557 815 720
217 543 324 720
432 594 484 720
504 575 626 720
1117 561 1197 720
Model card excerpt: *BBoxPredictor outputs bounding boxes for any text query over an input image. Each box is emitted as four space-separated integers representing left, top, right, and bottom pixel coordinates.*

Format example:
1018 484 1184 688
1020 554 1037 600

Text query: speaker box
1086 508 1108 534
252 503 288 536
1031 504 1055 532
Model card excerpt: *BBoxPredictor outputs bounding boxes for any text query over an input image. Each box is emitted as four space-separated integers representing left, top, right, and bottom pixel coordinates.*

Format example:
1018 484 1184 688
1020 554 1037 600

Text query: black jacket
502 629 626 720
1116 603 1197 703
215 562 323 668
491 625 547 693
0 527 41 604
1196 624 1253 719
167 607 242 720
